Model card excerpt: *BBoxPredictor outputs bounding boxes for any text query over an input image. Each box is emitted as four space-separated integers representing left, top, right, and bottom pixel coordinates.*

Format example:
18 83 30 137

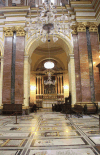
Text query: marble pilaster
40 76 42 95
0 57 3 106
68 54 76 105
24 55 30 107
60 75 63 94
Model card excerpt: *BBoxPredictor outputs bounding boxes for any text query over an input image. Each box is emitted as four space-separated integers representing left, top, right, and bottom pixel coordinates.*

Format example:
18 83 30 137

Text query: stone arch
0 41 4 56
24 33 76 107
25 33 73 57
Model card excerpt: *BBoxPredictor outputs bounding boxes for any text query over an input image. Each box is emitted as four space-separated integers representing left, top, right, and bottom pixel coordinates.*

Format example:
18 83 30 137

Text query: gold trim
0 6 29 10
3 27 14 37
74 7 94 10
76 10 95 12
6 15 26 17
95 7 100 18
70 1 92 4
1 139 10 147
89 23 98 32
4 21 26 24
71 25 77 34
22 106 29 109
77 23 86 32
76 16 95 19
19 139 26 147
15 26 26 37
3 26 25 37
0 23 4 25
4 12 27 15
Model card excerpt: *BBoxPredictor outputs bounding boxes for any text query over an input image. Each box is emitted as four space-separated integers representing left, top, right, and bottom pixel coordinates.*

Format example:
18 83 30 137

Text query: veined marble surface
0 109 99 155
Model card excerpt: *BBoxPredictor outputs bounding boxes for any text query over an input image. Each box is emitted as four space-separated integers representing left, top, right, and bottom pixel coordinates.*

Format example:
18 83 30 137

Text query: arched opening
24 33 76 108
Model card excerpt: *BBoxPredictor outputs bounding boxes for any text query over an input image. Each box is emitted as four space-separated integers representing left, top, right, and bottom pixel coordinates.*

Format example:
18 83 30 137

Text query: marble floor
0 109 100 155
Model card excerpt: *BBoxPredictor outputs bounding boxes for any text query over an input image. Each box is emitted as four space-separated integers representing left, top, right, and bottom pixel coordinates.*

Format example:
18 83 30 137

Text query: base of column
22 106 30 115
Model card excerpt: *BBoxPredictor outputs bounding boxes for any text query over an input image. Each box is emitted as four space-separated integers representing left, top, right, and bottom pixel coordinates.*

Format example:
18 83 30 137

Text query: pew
72 104 83 117
3 104 22 115
84 103 98 114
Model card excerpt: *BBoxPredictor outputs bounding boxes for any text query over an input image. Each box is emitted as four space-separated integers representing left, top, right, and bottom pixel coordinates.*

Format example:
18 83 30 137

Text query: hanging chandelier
24 0 72 43
44 71 55 85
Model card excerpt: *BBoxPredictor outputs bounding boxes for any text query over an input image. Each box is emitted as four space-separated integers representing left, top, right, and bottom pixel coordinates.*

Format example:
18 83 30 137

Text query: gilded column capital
89 23 98 33
3 26 26 37
77 23 86 32
3 27 14 37
15 26 26 37
71 25 77 35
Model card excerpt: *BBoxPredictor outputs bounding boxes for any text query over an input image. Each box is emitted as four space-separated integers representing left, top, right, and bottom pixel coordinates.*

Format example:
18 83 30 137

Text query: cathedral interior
0 0 100 154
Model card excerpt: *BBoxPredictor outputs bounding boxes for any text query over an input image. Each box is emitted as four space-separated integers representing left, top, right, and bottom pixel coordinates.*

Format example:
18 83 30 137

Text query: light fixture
44 61 54 69
63 85 69 89
30 85 36 91
24 0 73 43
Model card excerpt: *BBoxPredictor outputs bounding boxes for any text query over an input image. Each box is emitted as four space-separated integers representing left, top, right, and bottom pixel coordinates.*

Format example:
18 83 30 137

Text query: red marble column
73 34 82 102
15 37 24 104
78 32 91 102
2 37 13 104
90 32 100 101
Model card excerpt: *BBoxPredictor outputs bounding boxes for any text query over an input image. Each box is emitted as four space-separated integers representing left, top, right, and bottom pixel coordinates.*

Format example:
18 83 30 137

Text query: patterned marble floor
0 109 100 155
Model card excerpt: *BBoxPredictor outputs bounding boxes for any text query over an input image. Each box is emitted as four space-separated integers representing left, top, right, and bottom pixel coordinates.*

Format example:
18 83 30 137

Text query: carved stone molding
3 27 14 37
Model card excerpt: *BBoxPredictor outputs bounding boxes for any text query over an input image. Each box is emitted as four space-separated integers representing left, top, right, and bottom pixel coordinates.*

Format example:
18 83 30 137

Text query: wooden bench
84 104 98 114
72 104 83 117
3 104 22 115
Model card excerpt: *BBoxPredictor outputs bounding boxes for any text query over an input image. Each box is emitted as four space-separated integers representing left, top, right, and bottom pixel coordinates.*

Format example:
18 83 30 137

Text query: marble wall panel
73 34 82 102
15 37 24 104
78 32 91 102
90 32 100 101
2 37 13 103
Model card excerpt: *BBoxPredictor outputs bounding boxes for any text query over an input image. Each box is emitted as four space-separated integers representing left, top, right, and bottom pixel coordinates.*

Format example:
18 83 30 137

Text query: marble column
60 75 63 94
24 55 30 107
57 76 60 94
73 34 82 102
68 54 76 105
42 76 44 94
0 57 3 106
15 27 25 104
55 76 57 94
15 36 24 104
78 32 91 102
2 35 13 104
37 76 39 94
28 57 31 101
89 25 100 101
40 76 42 94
